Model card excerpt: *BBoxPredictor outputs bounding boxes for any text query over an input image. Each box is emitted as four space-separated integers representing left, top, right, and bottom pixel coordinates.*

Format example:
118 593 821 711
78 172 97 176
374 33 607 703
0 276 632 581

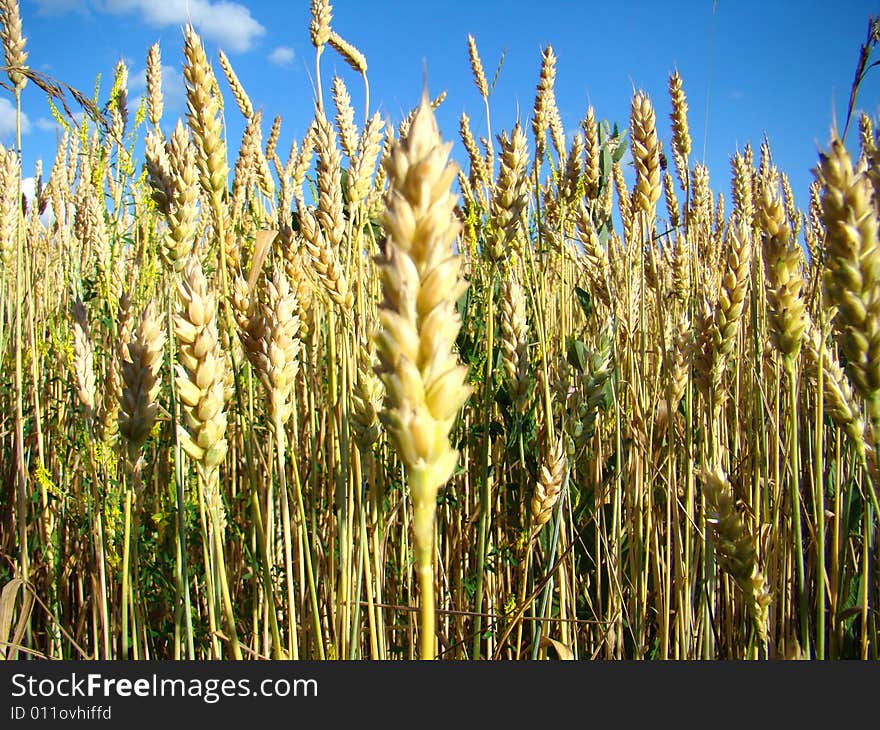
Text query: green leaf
613 136 629 162
340 167 351 206
600 147 612 181
574 285 593 319
456 283 471 319
566 338 587 372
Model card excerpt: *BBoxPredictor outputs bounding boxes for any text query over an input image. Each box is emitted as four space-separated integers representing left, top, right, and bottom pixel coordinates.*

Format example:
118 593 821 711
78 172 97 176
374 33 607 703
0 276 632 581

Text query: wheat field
0 0 878 661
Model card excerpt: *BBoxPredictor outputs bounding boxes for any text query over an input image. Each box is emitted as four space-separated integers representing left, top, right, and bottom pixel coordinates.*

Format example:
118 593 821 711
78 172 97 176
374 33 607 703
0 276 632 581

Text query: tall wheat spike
174 259 229 477
174 257 241 658
700 464 771 645
760 176 807 369
71 296 96 420
668 70 691 191
0 0 28 91
630 91 661 226
531 435 566 534
499 273 531 410
118 299 165 462
489 123 529 260
374 94 471 659
818 138 880 431
0 143 19 268
183 25 228 201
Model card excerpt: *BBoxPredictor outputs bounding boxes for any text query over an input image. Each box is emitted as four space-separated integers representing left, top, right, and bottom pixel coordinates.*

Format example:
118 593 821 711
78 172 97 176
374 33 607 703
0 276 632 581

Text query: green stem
530 470 567 660
274 419 299 659
121 487 132 659
166 288 195 659
814 332 826 660
290 445 325 659
84 425 110 659
248 487 283 658
205 469 243 660
13 86 28 608
788 363 810 655
195 474 220 659
410 468 437 660
472 272 495 659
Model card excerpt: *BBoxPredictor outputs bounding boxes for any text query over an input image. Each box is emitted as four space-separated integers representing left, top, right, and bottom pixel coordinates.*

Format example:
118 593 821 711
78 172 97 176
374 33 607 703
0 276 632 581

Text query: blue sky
5 0 880 213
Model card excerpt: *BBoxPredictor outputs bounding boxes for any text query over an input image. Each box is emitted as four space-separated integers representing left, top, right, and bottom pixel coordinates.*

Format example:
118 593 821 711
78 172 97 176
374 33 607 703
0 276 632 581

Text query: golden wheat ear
818 137 880 427
374 94 471 659
118 299 165 456
0 0 28 91
700 464 771 644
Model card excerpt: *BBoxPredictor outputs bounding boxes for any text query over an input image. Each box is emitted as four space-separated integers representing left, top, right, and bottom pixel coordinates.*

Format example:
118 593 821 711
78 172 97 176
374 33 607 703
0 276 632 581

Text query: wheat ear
467 34 489 100
488 123 529 260
71 296 96 421
174 258 242 659
145 42 163 126
0 143 19 268
118 298 164 466
0 0 27 91
700 464 771 645
499 272 531 410
760 176 808 370
668 70 691 191
630 91 661 226
183 25 228 203
217 49 253 119
374 95 471 659
818 138 880 432
531 435 566 534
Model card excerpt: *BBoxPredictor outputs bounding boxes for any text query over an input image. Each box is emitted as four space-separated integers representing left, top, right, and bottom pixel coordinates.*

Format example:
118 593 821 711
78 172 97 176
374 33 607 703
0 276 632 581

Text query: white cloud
36 117 59 132
32 1 266 52
101 0 265 52
0 98 31 137
35 110 88 134
130 63 186 112
268 46 294 66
